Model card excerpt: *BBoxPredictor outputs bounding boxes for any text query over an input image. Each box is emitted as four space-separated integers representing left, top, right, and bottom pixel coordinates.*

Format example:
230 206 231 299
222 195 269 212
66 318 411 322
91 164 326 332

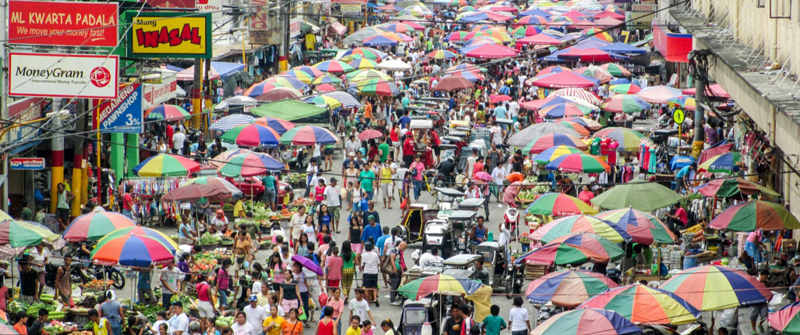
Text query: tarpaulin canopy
530 71 599 88
176 61 245 81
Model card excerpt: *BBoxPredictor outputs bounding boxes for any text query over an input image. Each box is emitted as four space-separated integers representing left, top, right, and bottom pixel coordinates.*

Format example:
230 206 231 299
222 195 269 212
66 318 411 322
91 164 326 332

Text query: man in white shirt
508 297 530 335
242 296 267 333
349 288 375 326
418 249 444 270
491 162 508 203
160 263 183 309
167 302 189 335
172 129 186 155
324 177 342 233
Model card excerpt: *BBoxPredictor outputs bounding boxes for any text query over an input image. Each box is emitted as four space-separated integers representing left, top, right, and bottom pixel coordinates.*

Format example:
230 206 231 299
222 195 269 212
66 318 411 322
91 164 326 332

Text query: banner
8 1 118 47
129 12 212 58
8 53 118 98
143 0 195 9
96 83 143 134
142 75 178 108
9 157 45 170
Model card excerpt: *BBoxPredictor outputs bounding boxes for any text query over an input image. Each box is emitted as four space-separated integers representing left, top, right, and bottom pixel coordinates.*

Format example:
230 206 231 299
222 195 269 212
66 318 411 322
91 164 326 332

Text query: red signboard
653 24 692 63
8 0 118 47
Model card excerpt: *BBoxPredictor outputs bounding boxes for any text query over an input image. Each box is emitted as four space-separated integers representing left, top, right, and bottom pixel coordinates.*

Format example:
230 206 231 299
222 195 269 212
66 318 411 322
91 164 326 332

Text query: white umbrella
322 91 362 108
378 58 412 71
215 95 258 110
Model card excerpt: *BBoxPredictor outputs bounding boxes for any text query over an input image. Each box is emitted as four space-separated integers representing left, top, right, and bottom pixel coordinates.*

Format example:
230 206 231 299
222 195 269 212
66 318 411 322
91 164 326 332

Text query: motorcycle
504 207 519 242
71 260 125 289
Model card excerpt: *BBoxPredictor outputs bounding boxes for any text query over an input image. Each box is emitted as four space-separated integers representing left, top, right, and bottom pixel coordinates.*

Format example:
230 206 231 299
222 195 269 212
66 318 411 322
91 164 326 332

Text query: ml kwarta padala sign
128 12 212 58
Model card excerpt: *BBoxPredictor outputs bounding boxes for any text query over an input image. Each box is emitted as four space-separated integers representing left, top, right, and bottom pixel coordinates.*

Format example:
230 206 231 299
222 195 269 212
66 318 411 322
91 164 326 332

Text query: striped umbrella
523 133 587 154
533 145 585 164
91 227 178 267
527 193 598 216
548 88 602 105
511 25 543 38
660 265 773 311
557 120 591 136
424 49 459 61
253 117 295 134
769 302 800 334
322 91 362 108
376 22 416 33
347 69 392 82
350 79 399 96
593 127 650 152
340 47 386 62
398 274 493 321
596 208 677 244
313 60 355 74
709 200 800 231
539 102 595 118
134 154 200 177
600 63 632 77
64 209 136 242
0 220 59 247
348 57 379 70
280 125 339 145
519 233 623 266
145 104 191 121
283 69 315 84
289 65 324 78
546 153 610 173
602 94 651 114
307 95 343 110
526 270 619 307
221 124 280 147
609 83 641 94
579 284 701 325
532 215 630 243
447 31 471 42
312 73 343 86
219 151 284 177
531 309 639 335
245 76 308 97
698 152 741 173
209 114 255 132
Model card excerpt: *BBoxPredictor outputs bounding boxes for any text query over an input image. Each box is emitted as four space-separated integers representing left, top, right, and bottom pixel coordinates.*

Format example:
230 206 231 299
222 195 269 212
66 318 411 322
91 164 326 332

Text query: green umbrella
249 100 326 120
0 220 59 247
591 180 683 212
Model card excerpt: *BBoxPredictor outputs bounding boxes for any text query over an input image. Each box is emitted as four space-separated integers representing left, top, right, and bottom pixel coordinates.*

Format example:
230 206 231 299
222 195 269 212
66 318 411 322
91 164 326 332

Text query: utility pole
688 49 711 158
192 59 204 129
279 0 289 72
1 0 8 213
70 101 87 218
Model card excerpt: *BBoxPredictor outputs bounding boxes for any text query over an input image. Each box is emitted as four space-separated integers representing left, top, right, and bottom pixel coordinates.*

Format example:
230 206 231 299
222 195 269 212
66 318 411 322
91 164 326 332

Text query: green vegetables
215 316 234 328
198 232 222 246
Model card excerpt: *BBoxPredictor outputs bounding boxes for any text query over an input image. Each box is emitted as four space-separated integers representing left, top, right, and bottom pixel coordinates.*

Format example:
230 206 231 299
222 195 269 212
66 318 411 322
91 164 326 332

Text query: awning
329 18 346 35
176 61 245 81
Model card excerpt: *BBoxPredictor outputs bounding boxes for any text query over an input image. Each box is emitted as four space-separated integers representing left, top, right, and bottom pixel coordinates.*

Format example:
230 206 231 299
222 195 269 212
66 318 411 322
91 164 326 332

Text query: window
758 0 766 8
771 0 792 18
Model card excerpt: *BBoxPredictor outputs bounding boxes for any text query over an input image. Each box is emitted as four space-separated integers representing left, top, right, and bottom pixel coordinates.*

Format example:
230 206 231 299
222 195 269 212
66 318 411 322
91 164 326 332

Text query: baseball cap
249 295 258 302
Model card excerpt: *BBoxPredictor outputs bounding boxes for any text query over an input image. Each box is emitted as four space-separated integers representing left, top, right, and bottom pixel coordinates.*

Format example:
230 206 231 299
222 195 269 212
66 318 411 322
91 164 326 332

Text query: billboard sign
142 75 177 108
96 83 143 134
129 12 212 58
8 0 118 47
10 157 46 170
8 53 119 98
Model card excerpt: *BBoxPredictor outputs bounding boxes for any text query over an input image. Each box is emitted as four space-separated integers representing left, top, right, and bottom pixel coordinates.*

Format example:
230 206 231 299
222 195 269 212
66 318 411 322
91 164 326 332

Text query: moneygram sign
9 1 118 47
129 12 212 58
95 83 143 134
9 53 119 99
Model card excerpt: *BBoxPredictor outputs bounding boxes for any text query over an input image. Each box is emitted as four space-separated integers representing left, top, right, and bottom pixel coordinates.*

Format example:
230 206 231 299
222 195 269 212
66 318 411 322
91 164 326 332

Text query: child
346 316 362 335
482 305 507 335
361 320 373 335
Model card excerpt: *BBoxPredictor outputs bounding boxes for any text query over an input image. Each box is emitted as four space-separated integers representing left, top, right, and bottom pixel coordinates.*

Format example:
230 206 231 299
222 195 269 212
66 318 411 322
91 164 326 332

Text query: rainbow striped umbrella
532 215 631 243
660 265 772 311
593 127 650 152
283 69 315 84
350 79 399 96
245 76 308 97
523 133 587 154
596 208 676 244
307 95 343 110
539 102 595 118
348 56 379 70
447 31 471 42
511 25 543 38
579 284 701 325
64 209 136 242
557 120 591 136
145 104 191 121
600 63 632 77
219 150 284 177
533 145 585 164
519 233 623 266
134 154 200 177
280 125 338 145
609 83 641 94
91 227 178 267
424 49 459 61
532 309 639 335
0 220 59 247
769 302 800 334
698 152 741 173
602 94 651 114
709 200 800 231
313 60 355 74
527 193 598 216
581 28 613 42
546 153 610 173
667 95 696 111
312 73 343 86
376 22 416 33
398 274 493 321
517 15 549 25
341 47 386 61
290 65 324 78
347 68 392 81
221 124 280 147
526 270 619 307
253 117 295 134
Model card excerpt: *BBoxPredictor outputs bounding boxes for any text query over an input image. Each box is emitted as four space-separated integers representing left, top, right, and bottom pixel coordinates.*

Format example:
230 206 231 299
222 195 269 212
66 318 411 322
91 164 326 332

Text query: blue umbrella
363 35 398 46
210 114 255 132
670 155 696 171
458 12 488 23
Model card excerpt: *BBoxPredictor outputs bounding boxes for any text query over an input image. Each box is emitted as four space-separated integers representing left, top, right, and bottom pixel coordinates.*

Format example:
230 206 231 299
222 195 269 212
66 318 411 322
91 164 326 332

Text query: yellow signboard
129 12 211 58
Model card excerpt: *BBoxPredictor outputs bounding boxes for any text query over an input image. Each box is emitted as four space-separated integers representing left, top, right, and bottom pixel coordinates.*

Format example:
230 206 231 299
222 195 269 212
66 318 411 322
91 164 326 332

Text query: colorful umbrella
517 32 562 46
593 127 650 152
523 133 587 154
0 220 59 247
307 95 343 110
591 181 682 212
489 94 512 104
315 83 337 92
289 65 324 78
557 120 591 136
549 88 602 105
511 25 543 38
558 48 618 62
660 265 772 311
531 309 639 335
350 79 399 96
574 66 613 83
348 57 379 70
221 124 281 147
527 193 598 216
292 254 323 275
709 200 800 231
341 47 386 62
376 22 416 33
253 87 302 102
245 76 308 97
447 31 471 42
313 60 354 74
595 208 677 244
219 151 284 177
599 63 632 77
533 145 585 164
667 95 696 111
695 178 779 198
209 114 255 132
170 176 242 200
91 227 178 267
537 65 572 76
398 274 493 321
64 209 136 242
636 85 682 104
358 129 384 141
579 284 701 325
322 91 362 108
581 28 613 42
698 152 741 173
546 153 610 173
519 233 623 266
145 104 191 121
530 71 598 88
463 43 519 59
434 76 475 91
566 117 603 130
539 102 595 118
134 154 200 177
253 117 295 134
363 35 399 47
509 122 580 147
532 215 630 243
769 302 800 334
609 84 641 94
283 69 315 84
347 68 392 82
424 49 459 61
163 182 238 202
280 125 338 145
526 270 619 307
602 94 651 114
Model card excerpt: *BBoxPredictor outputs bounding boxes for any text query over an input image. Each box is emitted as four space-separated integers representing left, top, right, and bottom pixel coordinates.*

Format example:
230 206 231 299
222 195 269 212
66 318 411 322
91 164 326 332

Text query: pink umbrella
464 43 518 59
636 85 683 104
254 87 302 102
549 88 602 105
682 83 730 99
595 11 624 20
358 129 383 141
594 17 623 27
517 33 562 46
530 71 598 89
490 94 512 104
559 48 617 62
474 171 492 182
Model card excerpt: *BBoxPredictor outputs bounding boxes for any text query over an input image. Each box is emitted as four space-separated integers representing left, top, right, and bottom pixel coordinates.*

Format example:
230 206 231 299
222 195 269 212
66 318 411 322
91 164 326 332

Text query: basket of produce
80 280 114 292
286 173 306 188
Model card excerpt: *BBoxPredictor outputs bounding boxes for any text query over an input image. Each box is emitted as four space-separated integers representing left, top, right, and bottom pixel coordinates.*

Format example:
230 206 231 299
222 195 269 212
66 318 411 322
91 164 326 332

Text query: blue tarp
458 13 488 23
601 42 648 55
670 155 696 171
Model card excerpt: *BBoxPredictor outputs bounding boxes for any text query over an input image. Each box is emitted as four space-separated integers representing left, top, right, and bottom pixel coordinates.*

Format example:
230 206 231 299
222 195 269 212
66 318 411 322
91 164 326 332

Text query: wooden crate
525 263 548 280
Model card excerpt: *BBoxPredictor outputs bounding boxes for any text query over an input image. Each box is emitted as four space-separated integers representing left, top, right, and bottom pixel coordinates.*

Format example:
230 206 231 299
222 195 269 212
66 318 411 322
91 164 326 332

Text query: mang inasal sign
129 12 211 58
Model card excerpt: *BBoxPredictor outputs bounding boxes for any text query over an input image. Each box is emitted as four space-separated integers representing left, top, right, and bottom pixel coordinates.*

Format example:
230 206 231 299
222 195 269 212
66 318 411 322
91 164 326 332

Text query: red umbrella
516 33 562 46
433 76 475 91
559 48 617 62
595 11 624 20
358 129 383 141
315 83 337 92
490 94 512 104
699 143 733 165
464 43 518 59
255 87 302 102
530 71 598 88
594 17 623 27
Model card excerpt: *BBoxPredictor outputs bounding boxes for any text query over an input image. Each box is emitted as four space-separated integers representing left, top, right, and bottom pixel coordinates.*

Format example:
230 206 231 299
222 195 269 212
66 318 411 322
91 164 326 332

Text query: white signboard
8 52 118 98
142 74 178 109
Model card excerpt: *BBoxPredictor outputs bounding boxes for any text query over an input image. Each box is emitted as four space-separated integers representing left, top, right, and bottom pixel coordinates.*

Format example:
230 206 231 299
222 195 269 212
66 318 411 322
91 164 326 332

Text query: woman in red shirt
316 306 336 335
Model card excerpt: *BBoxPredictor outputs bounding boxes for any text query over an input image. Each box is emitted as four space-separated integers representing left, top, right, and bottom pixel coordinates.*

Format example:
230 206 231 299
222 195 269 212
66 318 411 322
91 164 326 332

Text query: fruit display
516 190 538 203
215 316 234 328
81 279 114 291
43 320 77 334
197 232 223 246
